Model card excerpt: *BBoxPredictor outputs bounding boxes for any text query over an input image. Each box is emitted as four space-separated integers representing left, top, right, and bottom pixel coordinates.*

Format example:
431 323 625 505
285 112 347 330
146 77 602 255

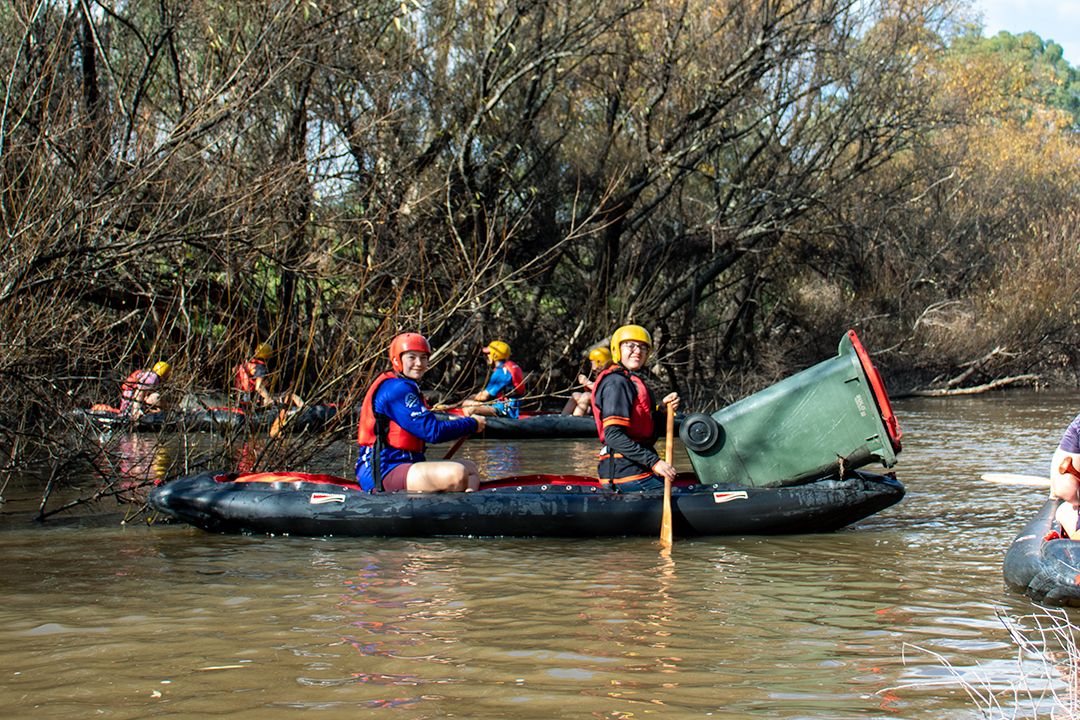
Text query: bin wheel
680 413 723 453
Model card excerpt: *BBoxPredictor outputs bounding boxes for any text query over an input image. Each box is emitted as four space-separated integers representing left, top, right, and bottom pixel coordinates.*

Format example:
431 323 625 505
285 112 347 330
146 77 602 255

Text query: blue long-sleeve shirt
355 376 477 490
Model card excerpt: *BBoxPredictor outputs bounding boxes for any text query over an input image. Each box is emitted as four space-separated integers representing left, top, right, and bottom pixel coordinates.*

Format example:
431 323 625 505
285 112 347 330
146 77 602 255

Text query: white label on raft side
713 491 749 504
310 493 346 504
854 394 868 417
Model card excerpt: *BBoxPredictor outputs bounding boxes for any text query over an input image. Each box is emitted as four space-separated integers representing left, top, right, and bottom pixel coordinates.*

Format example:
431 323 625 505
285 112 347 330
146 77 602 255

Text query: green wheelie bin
680 330 902 488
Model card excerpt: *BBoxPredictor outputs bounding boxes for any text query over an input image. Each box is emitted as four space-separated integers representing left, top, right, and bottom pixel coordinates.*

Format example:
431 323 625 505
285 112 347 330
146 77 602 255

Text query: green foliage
950 27 1080 127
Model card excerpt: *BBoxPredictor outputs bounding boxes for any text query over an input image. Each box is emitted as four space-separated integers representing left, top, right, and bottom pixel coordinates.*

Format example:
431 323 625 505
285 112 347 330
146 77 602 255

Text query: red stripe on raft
227 472 363 490
210 471 700 492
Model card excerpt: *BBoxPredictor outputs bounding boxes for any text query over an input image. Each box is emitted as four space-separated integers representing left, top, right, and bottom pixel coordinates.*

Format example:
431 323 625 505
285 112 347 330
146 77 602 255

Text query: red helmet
389 333 432 372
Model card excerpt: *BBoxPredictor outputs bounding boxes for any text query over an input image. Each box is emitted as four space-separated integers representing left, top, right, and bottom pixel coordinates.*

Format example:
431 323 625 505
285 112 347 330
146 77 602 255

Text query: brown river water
1 392 1078 718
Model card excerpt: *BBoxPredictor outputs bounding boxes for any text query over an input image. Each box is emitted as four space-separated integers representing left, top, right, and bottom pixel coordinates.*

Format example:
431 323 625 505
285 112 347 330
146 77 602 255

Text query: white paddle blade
981 472 1051 487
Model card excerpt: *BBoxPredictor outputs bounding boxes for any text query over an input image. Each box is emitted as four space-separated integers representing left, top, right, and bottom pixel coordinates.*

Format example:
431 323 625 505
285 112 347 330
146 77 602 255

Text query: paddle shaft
443 434 468 460
660 403 675 547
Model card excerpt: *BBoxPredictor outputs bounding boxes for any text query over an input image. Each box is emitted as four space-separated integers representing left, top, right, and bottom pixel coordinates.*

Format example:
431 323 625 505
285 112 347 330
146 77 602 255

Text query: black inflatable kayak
149 469 904 538
78 405 338 434
1003 498 1080 606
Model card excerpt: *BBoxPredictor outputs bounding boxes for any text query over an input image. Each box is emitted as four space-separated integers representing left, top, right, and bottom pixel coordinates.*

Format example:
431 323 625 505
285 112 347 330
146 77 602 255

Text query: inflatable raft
149 469 904 538
1003 498 1080 606
79 404 338 434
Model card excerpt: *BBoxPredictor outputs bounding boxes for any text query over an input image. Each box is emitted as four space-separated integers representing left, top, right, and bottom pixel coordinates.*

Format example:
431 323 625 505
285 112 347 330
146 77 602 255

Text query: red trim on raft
212 471 700 491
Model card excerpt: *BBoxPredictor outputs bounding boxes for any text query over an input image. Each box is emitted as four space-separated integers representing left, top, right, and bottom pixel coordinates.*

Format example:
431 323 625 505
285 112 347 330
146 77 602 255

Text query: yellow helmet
483 340 511 362
152 361 172 380
254 342 272 360
588 347 612 366
610 325 652 364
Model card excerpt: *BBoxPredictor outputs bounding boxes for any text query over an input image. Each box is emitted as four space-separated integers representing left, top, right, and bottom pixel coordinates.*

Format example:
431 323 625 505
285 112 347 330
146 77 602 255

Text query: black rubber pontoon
1003 498 1080 607
150 469 904 538
78 405 338 434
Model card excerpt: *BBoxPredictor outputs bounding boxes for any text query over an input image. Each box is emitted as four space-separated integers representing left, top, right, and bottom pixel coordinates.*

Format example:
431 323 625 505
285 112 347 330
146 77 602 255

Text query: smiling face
619 341 649 371
398 351 430 380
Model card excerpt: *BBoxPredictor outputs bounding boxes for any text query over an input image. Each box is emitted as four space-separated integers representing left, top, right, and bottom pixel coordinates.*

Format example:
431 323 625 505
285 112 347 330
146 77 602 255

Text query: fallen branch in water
897 374 1040 398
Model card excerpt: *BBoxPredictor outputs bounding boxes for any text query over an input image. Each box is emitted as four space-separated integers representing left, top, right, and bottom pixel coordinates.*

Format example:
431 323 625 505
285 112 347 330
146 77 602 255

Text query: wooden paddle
981 472 1051 487
269 408 289 439
660 403 675 547
443 434 468 460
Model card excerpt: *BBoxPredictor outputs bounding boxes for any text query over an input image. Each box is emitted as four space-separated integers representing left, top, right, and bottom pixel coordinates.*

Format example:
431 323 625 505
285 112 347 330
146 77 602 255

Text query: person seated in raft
460 340 526 418
119 360 171 420
357 333 487 493
591 324 680 492
234 342 303 410
1051 412 1080 537
563 346 613 416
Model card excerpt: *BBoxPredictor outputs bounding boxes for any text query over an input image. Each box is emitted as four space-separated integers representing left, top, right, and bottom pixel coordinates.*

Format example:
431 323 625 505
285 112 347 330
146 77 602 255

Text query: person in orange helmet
357 333 486 493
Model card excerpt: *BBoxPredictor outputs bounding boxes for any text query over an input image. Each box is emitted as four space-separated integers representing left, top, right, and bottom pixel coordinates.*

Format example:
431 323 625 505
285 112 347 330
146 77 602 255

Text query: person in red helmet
357 333 486 493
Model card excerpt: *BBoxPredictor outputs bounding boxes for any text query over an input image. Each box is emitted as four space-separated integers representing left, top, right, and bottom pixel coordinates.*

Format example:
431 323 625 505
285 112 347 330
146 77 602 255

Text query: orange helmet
390 333 432 373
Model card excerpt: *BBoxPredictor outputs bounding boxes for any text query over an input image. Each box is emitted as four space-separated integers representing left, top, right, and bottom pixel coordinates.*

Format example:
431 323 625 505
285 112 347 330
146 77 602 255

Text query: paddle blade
269 409 289 439
660 479 673 546
981 472 1051 487
660 404 675 547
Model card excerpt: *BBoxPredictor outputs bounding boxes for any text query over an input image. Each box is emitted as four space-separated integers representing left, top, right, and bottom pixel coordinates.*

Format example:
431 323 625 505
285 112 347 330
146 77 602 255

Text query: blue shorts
491 399 521 419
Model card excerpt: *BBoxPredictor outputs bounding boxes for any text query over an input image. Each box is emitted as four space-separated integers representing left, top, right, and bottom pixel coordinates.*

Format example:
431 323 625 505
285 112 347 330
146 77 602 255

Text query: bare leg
1051 448 1080 503
458 459 481 490
406 461 471 492
1056 502 1079 538
461 400 497 418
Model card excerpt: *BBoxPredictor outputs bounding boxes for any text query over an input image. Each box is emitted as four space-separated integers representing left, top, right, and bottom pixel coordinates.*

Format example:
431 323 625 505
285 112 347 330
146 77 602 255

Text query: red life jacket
234 359 265 393
500 360 526 398
356 371 426 453
120 369 157 400
590 365 655 444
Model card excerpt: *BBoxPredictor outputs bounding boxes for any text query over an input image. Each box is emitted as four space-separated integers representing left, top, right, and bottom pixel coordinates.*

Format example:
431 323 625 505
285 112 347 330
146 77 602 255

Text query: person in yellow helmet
461 340 527 418
563 346 613 416
119 360 171 420
590 325 680 491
